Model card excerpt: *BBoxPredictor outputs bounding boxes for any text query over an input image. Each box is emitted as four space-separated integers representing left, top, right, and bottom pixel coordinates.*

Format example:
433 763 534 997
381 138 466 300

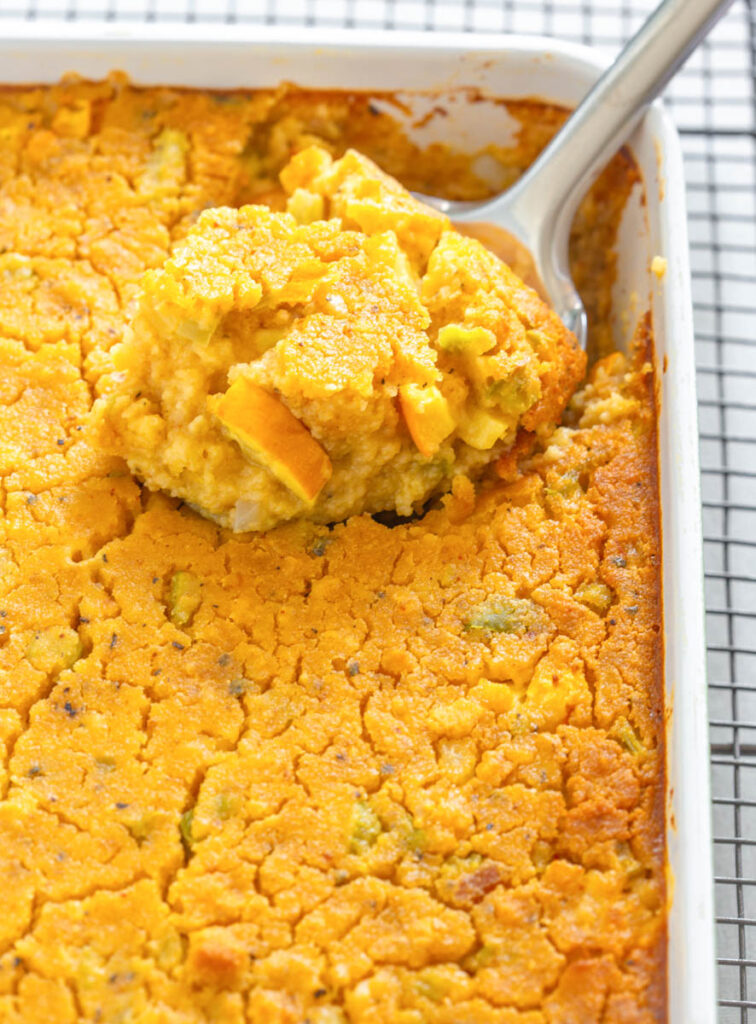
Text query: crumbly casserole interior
96 145 583 532
0 78 663 1024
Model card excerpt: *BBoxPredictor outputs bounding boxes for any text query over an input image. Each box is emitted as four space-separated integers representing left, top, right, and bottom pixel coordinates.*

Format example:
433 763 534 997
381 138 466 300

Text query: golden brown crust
0 77 664 1023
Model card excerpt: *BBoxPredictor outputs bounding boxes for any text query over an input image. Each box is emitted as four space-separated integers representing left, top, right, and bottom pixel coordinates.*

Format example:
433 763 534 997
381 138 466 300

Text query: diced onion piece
232 498 266 533
286 188 325 224
176 316 219 346
457 406 509 450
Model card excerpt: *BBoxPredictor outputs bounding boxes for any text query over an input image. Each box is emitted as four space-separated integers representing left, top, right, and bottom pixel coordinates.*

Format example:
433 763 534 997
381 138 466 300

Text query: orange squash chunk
399 382 456 457
210 377 332 504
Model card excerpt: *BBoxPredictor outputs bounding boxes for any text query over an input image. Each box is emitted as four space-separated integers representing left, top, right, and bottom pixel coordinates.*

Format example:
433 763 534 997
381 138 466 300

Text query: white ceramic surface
0 23 716 1023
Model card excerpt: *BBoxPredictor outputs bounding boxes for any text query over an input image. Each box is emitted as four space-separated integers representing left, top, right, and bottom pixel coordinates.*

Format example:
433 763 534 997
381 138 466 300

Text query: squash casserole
0 77 664 1023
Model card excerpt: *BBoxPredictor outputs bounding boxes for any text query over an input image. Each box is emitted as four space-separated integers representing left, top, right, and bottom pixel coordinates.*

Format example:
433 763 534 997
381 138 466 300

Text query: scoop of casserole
96 146 584 531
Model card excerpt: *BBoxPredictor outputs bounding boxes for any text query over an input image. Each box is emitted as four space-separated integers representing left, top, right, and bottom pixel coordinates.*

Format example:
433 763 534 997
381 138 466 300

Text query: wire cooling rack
2 0 755 1018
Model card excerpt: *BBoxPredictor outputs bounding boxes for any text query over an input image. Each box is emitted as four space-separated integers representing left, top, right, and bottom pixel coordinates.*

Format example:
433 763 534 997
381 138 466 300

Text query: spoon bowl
414 0 734 351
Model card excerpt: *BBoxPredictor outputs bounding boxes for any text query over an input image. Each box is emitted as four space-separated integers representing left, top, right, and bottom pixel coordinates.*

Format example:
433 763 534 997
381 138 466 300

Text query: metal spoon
416 0 735 348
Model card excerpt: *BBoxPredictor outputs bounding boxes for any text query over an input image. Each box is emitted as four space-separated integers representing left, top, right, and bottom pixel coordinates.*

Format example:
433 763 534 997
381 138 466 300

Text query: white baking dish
1 21 715 1023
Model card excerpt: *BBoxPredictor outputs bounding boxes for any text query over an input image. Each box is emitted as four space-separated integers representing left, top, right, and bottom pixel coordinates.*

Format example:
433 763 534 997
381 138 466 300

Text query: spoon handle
493 0 735 236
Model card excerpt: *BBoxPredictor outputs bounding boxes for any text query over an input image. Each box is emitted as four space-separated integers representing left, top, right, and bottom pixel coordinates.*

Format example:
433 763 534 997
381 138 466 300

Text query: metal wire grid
686 6 756 1020
1 0 755 1017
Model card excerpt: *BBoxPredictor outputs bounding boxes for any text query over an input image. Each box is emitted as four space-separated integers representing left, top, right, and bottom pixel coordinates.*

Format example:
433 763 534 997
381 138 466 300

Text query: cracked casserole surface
0 78 663 1023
